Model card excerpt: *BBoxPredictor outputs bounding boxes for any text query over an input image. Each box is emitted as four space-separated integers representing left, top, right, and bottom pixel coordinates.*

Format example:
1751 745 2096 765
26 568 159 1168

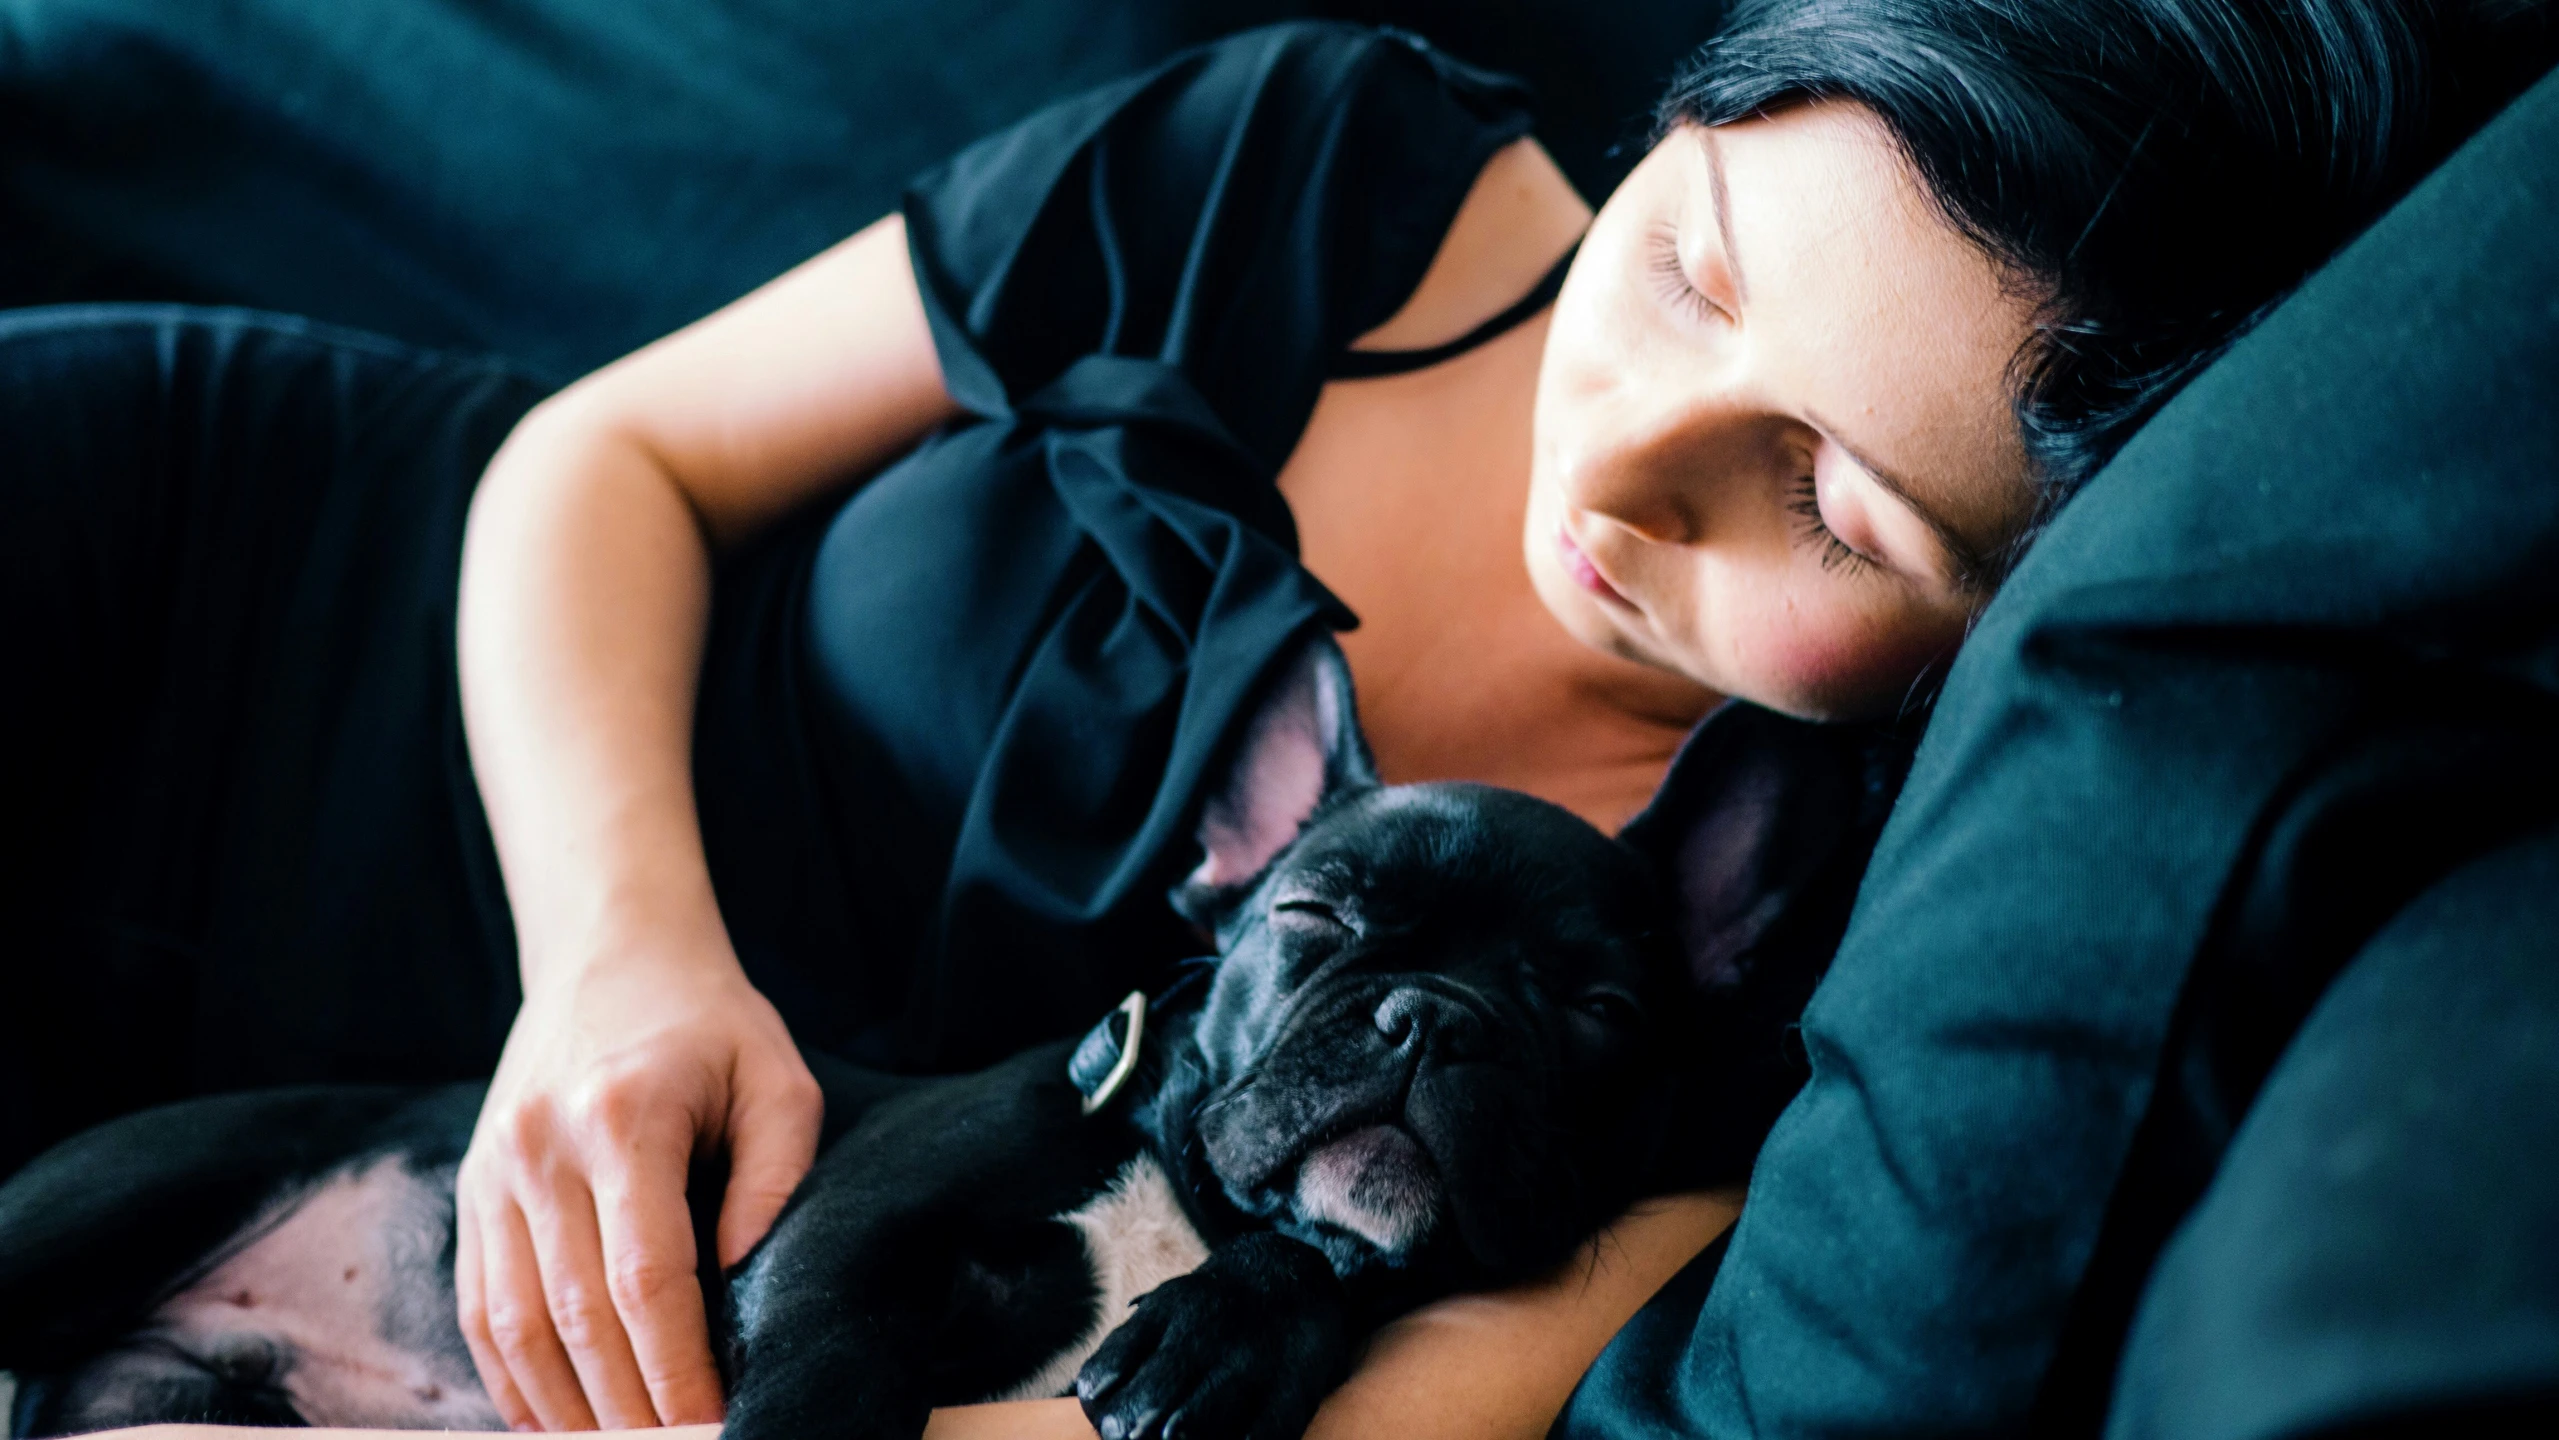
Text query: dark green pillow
2108 821 2559 1440
1564 62 2559 1439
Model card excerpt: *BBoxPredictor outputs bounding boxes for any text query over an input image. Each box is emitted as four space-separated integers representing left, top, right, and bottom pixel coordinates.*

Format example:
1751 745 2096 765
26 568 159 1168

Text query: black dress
694 23 1539 1073
0 24 1896 1183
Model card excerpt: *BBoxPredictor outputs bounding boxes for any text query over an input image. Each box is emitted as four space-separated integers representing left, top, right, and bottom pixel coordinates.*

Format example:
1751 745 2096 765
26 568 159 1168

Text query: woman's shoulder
909 21 1539 228
1154 20 1536 117
900 20 1544 455
1150 21 1586 353
916 21 1535 187
1349 136 1588 355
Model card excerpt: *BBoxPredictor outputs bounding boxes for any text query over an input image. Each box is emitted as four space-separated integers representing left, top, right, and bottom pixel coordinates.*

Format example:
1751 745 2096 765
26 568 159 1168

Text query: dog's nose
1372 987 1485 1059
1374 993 1417 1045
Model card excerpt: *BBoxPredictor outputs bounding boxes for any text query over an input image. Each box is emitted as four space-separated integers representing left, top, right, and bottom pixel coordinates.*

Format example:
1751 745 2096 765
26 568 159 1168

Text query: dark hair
1664 0 2557 565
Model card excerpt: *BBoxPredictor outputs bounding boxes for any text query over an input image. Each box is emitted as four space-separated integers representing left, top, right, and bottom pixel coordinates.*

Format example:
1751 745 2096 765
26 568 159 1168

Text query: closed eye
1786 472 1880 577
1272 898 1346 927
1647 223 1726 325
1575 987 1643 1031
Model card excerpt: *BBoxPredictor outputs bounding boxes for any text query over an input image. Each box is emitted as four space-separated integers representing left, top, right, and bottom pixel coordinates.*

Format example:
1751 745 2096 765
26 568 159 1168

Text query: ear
1624 704 1907 992
1622 704 1917 1189
1174 633 1376 924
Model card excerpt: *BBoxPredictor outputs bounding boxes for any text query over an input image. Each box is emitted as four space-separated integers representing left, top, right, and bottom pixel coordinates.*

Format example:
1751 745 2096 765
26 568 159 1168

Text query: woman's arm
453 214 962 1430
930 1188 1739 1440
1304 1190 1736 1440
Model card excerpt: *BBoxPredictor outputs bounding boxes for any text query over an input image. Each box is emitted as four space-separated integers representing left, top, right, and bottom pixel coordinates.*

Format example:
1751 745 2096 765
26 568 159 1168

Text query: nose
1373 987 1488 1061
1552 379 1762 548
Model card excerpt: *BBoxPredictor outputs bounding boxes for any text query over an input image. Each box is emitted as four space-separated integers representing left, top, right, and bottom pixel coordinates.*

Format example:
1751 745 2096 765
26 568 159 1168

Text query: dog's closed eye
1573 987 1643 1031
1271 897 1349 930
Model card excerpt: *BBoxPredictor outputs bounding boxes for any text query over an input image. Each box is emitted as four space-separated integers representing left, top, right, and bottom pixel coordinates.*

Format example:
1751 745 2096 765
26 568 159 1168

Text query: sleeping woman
2 0 2542 1436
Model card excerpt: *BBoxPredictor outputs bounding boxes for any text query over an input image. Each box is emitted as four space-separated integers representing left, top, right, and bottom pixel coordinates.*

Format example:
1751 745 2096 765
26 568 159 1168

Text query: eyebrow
1806 413 1998 592
1700 128 1750 307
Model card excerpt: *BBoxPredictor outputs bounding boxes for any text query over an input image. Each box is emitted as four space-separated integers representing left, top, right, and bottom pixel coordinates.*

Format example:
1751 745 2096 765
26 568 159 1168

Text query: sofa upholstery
0 0 1719 380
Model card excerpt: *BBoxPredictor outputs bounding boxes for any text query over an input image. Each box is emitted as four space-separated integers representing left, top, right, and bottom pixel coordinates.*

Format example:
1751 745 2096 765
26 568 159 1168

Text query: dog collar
1070 991 1148 1115
1069 963 1213 1115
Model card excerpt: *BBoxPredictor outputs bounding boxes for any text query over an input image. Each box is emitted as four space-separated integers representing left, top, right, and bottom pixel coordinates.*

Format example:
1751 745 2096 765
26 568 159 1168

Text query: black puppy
0 637 1685 1440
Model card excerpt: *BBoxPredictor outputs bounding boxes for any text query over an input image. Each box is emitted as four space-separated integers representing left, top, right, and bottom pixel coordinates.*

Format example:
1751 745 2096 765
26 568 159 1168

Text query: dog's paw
1073 1233 1352 1440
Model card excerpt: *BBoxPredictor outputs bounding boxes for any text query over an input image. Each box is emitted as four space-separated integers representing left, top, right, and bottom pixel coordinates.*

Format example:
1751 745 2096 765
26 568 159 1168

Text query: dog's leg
721 1044 1128 1440
1072 1232 1355 1440
723 1204 1094 1440
14 1332 305 1434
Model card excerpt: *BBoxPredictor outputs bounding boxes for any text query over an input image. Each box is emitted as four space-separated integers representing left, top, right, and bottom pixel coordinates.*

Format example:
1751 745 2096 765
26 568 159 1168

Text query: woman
4 0 2542 1435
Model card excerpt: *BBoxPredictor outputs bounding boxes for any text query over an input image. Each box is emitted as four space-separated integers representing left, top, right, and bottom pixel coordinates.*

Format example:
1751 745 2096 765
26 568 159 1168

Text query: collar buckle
1070 990 1149 1115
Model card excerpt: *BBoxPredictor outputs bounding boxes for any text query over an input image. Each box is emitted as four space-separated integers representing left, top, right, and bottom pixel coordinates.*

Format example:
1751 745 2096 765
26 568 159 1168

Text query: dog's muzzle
1193 980 1510 1256
1289 1122 1441 1251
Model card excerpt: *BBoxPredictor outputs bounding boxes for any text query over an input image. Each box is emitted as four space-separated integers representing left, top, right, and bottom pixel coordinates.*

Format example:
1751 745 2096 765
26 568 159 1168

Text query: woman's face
1528 101 2041 721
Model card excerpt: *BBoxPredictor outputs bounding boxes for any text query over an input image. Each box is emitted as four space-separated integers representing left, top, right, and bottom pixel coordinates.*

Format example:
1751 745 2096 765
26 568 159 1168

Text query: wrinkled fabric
691 23 1536 1071
1562 63 2559 1440
2110 821 2559 1440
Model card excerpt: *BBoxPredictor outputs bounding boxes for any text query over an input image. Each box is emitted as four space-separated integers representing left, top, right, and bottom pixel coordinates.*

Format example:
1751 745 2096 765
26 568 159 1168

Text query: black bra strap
1328 240 1581 381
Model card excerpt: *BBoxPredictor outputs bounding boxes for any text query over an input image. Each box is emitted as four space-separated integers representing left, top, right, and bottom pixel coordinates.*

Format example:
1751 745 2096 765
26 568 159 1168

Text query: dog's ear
1620 704 1916 1188
1173 633 1376 925
1623 705 1910 993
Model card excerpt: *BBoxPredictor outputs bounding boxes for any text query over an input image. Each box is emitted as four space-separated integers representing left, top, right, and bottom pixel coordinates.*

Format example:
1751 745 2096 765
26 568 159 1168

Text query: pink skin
1527 102 2044 720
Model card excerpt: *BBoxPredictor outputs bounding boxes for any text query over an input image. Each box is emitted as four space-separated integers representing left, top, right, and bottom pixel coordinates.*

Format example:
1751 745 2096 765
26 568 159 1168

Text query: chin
1522 544 1656 669
1525 556 1608 645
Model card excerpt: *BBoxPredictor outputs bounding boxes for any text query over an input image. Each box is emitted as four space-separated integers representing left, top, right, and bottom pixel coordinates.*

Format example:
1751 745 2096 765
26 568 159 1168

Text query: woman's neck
1277 312 1719 833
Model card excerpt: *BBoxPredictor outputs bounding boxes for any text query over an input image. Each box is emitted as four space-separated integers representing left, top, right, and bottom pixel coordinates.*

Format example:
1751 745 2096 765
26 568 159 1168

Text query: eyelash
1646 224 1721 324
1787 472 1879 576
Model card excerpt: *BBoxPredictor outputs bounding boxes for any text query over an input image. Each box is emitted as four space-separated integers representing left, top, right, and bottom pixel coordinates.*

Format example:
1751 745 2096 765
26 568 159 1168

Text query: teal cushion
0 0 1723 379
2109 821 2559 1440
0 0 1217 379
1563 62 2559 1439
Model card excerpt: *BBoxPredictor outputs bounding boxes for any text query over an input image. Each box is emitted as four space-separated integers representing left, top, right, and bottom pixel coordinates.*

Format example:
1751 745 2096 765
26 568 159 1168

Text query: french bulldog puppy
0 636 1688 1440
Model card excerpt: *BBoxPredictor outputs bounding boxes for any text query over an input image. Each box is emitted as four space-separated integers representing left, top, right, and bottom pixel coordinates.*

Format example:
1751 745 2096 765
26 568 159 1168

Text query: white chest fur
991 1153 1211 1402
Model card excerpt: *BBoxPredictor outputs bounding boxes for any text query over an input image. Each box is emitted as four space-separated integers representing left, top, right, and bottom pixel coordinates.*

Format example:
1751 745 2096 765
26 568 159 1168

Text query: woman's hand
454 942 820 1432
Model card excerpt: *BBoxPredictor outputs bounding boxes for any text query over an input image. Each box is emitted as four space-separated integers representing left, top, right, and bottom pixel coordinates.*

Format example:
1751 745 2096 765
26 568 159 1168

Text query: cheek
1707 571 1966 718
1530 290 1615 452
1532 207 1668 445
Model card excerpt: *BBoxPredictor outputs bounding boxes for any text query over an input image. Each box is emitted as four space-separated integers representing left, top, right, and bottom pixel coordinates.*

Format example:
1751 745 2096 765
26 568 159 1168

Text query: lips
1556 525 1633 608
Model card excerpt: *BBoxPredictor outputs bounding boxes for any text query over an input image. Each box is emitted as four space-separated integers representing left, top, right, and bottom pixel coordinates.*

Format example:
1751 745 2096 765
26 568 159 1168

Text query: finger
521 1166 663 1429
454 1179 538 1431
486 1191 605 1431
715 1060 823 1268
592 1135 725 1425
